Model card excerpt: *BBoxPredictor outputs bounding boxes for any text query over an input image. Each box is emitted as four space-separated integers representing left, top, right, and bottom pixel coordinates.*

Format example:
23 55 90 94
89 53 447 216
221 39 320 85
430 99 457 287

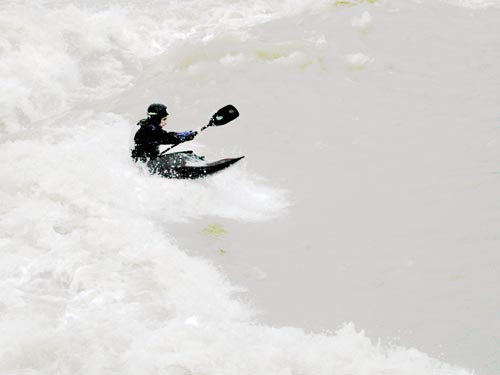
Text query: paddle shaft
158 105 239 156
158 124 209 156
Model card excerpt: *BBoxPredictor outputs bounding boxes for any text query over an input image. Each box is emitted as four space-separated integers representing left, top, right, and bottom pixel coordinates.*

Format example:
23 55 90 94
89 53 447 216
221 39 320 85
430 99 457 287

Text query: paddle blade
210 105 239 126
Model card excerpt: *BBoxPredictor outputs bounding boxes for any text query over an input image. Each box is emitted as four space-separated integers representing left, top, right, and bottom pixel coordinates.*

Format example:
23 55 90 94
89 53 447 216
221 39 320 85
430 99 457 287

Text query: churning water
1 0 499 374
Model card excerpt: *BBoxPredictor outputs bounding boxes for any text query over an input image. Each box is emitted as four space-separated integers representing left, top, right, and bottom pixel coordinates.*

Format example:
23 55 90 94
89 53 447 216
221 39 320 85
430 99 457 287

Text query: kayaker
131 103 198 163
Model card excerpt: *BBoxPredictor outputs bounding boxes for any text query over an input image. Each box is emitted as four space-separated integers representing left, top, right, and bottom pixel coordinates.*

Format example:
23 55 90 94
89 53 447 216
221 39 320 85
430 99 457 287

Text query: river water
1 0 499 374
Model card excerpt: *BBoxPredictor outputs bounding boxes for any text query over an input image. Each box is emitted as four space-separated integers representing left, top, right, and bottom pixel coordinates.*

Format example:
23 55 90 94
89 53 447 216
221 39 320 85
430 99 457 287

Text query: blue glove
177 130 197 141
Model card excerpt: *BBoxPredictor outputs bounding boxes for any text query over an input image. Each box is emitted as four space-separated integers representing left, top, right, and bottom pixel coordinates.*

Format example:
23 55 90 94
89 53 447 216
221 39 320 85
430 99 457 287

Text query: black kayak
147 151 244 179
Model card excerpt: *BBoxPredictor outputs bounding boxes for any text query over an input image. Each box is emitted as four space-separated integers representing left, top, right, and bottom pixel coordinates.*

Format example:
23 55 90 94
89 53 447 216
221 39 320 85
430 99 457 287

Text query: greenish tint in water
203 224 226 238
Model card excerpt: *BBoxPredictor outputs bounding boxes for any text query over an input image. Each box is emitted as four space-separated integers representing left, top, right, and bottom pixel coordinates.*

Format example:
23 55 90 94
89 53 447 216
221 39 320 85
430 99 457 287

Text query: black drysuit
131 118 197 174
131 119 197 161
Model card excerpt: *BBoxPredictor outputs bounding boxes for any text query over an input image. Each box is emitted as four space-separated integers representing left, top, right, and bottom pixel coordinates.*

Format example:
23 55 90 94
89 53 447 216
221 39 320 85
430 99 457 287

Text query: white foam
1 110 471 374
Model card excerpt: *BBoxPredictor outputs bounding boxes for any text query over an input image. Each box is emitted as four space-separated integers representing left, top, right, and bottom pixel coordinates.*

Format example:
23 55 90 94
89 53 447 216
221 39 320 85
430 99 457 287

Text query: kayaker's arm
151 127 197 145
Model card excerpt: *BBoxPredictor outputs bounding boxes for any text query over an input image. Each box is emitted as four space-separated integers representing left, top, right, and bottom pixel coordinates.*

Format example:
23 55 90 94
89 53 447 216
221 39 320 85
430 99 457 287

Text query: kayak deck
148 151 244 179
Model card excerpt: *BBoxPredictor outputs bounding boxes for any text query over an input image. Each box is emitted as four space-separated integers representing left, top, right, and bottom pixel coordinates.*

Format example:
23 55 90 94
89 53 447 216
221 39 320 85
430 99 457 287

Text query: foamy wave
0 111 287 221
0 0 330 132
0 109 470 374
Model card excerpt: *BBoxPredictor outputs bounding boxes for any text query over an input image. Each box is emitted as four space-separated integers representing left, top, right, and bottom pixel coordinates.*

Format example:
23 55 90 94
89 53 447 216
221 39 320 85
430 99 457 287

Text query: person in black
131 103 198 174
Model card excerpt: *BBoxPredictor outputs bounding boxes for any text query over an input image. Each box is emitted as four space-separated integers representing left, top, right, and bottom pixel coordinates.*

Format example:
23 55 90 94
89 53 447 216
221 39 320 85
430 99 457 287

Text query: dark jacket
131 118 197 162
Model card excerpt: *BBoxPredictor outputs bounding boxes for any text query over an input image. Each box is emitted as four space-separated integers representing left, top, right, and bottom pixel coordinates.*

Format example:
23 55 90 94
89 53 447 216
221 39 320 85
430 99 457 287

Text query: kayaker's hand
177 130 197 142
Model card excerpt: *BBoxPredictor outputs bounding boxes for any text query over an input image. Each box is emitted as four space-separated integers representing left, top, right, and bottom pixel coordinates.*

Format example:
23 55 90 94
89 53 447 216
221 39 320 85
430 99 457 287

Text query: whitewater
1 0 499 374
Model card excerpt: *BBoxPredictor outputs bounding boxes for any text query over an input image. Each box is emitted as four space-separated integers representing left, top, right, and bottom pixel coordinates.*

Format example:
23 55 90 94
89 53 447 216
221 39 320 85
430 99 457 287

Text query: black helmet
147 103 168 120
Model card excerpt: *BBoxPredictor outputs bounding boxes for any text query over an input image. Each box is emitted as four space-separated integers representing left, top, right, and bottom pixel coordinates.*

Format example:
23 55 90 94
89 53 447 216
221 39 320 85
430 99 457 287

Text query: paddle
159 104 239 155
